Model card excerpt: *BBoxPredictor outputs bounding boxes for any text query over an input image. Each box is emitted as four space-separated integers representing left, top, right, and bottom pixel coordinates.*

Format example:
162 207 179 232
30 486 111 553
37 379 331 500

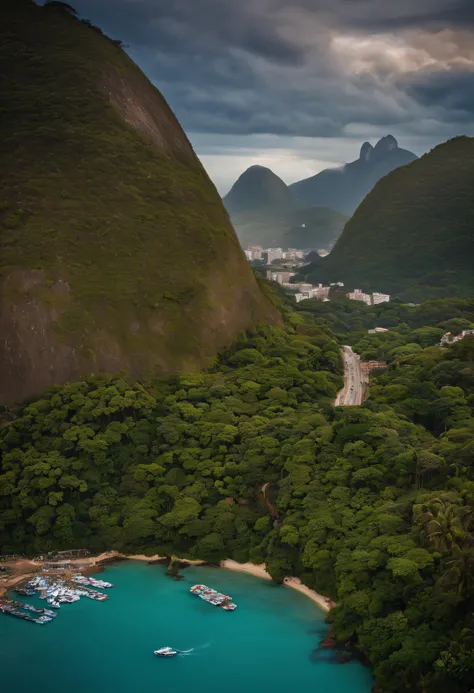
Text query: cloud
57 0 474 189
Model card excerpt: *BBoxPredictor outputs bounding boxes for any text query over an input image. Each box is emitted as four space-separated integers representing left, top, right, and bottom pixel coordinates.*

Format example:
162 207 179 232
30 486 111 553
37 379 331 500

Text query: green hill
0 1 280 405
223 165 294 216
223 165 347 249
302 137 474 300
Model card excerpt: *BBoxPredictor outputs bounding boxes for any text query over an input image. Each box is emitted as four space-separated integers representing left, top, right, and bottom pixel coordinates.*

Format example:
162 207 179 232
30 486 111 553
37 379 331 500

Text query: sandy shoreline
220 559 335 612
123 553 205 566
1 552 335 612
220 559 272 580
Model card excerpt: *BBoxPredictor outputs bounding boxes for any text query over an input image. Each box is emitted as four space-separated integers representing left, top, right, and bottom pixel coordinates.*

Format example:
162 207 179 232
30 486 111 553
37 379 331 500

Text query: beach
220 559 335 612
123 553 205 566
1 551 335 612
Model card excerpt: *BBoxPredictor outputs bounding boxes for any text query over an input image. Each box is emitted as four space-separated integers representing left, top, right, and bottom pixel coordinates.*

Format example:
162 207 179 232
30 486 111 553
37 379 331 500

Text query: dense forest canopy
3 293 474 691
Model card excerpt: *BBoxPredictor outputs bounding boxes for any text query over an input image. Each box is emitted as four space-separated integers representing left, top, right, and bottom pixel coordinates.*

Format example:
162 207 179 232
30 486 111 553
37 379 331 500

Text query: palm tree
441 545 474 598
423 498 474 553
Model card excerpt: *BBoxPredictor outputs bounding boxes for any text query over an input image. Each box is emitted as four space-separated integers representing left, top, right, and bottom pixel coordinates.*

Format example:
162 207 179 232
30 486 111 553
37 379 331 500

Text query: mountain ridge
289 135 418 214
0 1 280 405
300 136 474 300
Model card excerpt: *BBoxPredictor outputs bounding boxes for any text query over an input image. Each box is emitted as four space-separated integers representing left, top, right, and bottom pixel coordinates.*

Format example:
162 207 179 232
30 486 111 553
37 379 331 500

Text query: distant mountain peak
360 141 374 161
374 134 398 155
223 164 293 215
246 164 271 172
290 134 417 215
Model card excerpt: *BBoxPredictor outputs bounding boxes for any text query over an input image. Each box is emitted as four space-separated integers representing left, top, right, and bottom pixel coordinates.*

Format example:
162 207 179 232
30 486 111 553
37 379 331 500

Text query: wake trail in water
177 642 211 656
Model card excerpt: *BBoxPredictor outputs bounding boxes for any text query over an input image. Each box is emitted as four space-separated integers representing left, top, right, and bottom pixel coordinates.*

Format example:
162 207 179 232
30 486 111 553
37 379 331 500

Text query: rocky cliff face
0 2 280 405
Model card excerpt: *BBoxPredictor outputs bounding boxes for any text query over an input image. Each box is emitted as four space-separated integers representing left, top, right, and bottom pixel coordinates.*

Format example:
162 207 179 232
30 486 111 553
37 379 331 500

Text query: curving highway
334 345 366 406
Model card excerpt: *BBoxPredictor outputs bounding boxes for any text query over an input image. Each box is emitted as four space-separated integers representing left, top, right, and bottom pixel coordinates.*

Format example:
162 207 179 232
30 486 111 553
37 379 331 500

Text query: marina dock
0 573 113 623
0 598 57 624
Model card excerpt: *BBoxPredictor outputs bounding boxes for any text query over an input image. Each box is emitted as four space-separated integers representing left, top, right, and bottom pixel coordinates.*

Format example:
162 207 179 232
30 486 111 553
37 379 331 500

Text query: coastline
220 559 335 613
122 553 205 566
1 552 335 613
220 559 272 580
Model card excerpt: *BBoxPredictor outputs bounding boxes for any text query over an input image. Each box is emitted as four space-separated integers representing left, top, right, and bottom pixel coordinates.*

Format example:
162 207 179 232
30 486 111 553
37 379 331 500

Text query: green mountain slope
223 165 294 216
0 1 280 405
303 137 474 300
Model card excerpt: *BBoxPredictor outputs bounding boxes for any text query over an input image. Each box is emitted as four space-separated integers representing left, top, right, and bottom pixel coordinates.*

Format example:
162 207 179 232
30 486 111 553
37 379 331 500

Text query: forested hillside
0 1 278 405
3 293 474 691
311 137 474 301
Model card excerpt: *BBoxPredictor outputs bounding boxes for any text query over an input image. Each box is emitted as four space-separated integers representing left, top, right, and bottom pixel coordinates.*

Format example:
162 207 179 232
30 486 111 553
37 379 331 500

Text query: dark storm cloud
405 70 474 118
60 0 474 146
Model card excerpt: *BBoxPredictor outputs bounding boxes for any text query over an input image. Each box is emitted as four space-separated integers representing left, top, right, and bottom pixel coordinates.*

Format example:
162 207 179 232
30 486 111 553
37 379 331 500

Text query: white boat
154 647 177 657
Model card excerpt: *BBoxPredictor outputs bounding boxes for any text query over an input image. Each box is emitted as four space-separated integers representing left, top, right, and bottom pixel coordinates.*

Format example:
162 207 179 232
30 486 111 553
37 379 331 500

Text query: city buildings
264 247 284 264
347 289 391 306
246 245 391 307
244 245 263 261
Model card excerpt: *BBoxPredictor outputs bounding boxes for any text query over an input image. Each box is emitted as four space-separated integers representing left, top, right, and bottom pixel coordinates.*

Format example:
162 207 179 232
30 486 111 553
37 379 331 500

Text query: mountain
223 165 294 216
223 166 347 249
289 135 418 215
301 136 474 300
0 1 280 405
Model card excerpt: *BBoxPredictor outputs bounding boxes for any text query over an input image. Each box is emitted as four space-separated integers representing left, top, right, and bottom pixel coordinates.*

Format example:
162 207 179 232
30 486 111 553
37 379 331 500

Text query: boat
190 584 237 610
154 647 177 657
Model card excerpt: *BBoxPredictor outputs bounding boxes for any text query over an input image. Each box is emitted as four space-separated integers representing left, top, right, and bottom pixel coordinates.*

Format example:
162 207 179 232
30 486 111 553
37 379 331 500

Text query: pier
0 598 56 624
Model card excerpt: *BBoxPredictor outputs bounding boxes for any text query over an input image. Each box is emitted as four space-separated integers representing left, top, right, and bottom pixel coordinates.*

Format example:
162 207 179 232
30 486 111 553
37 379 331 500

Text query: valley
2 3 474 693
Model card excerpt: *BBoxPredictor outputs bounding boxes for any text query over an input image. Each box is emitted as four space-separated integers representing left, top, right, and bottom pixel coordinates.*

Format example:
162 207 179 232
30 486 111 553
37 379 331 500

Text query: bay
0 561 373 693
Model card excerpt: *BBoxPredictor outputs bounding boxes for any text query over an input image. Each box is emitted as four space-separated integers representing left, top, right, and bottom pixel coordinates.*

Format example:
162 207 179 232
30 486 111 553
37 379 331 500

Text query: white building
265 248 284 264
244 245 263 261
266 270 295 285
347 289 372 305
368 327 390 334
372 292 391 305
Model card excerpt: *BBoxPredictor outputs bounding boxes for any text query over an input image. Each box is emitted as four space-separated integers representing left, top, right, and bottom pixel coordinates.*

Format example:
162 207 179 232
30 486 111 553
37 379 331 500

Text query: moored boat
190 584 237 610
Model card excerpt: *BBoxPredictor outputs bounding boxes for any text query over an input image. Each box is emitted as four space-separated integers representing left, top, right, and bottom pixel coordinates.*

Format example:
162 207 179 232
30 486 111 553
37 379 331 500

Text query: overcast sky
61 0 474 193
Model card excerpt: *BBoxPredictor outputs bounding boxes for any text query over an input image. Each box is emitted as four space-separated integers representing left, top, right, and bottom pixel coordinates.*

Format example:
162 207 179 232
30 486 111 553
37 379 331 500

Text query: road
261 482 279 519
334 345 366 406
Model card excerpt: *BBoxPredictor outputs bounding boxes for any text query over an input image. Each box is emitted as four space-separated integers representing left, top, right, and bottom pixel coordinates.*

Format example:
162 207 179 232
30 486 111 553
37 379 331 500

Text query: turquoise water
0 562 372 693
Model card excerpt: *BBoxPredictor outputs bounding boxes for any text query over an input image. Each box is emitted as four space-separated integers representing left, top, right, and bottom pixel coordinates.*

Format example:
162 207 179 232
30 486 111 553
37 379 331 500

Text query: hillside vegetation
0 1 279 405
4 296 474 691
312 137 474 300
